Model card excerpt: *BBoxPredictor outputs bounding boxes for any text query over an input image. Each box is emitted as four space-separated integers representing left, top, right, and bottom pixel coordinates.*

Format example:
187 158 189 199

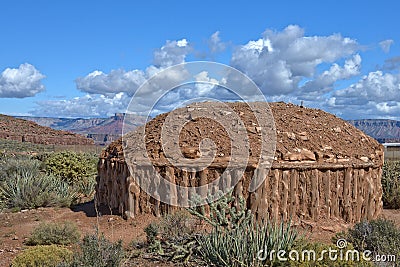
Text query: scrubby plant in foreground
143 210 199 262
187 193 299 267
382 160 400 209
26 221 80 246
44 151 98 199
155 210 197 242
0 158 76 210
343 218 400 262
11 245 72 267
61 232 124 267
44 151 97 185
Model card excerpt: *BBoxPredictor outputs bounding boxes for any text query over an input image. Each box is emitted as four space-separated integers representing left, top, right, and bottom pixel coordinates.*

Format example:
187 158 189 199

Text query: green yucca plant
0 158 77 210
0 156 41 182
187 192 299 267
197 216 298 267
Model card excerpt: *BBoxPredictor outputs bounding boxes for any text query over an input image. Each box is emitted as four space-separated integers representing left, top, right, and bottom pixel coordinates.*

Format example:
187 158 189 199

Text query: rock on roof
103 102 383 167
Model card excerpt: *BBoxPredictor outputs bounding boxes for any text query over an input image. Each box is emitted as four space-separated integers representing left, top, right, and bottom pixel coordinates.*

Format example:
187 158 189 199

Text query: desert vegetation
9 190 398 266
1 136 400 266
12 222 124 267
382 160 400 209
0 150 98 211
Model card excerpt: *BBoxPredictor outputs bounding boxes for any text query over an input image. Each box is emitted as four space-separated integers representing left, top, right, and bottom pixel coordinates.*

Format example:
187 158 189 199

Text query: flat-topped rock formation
0 114 94 145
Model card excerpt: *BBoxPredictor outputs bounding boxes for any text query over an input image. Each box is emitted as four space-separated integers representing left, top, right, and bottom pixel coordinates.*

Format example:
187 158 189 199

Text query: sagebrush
26 221 80 246
342 218 400 262
60 232 124 267
382 160 400 209
12 245 72 267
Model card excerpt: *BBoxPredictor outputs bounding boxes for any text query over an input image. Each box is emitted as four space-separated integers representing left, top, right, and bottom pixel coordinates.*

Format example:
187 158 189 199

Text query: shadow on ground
71 200 115 217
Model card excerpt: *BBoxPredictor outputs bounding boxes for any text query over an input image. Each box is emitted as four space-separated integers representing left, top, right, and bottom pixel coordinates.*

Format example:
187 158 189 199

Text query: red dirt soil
1 205 399 266
108 102 382 166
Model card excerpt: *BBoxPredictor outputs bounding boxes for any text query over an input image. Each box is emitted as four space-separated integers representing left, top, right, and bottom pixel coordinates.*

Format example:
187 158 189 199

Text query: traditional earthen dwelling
96 102 384 223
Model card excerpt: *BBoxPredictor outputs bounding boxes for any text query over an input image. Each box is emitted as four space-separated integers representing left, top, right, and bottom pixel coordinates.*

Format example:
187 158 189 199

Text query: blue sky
0 0 399 119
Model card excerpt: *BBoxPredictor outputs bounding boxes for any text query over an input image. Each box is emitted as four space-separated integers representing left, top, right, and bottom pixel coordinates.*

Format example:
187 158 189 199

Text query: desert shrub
44 151 97 185
26 221 80 246
144 210 198 257
62 233 124 267
12 245 72 267
382 160 400 208
0 159 76 210
144 222 163 254
187 193 298 267
0 156 41 182
343 218 400 261
156 210 196 242
44 151 98 199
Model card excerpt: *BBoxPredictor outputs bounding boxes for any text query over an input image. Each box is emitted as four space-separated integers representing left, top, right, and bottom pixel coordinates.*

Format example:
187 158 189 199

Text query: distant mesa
348 119 400 143
17 113 146 146
0 114 94 146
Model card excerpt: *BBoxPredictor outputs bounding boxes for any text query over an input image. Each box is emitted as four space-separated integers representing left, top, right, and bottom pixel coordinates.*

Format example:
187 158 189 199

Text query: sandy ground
1 203 399 266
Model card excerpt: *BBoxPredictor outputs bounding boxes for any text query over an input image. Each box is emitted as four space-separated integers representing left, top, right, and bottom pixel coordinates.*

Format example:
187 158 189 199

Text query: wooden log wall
96 159 383 223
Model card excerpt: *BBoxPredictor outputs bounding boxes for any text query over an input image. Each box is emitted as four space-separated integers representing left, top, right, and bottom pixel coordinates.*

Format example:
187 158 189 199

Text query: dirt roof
103 102 383 166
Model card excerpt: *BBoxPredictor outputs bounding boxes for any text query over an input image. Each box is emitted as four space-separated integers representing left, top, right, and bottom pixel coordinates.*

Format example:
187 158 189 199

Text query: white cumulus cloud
75 69 146 96
153 38 192 68
75 39 193 98
300 54 361 95
326 71 400 119
0 63 45 98
33 92 130 118
333 71 400 103
230 25 360 96
32 26 400 120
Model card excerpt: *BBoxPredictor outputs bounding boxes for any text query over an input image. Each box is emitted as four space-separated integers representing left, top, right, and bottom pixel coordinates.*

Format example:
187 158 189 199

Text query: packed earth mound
97 102 384 224
0 114 94 145
103 102 382 165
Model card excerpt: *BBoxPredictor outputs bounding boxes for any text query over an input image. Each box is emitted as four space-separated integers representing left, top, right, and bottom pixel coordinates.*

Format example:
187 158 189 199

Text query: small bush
26 221 80 246
44 151 97 185
344 218 400 260
12 245 72 267
144 222 163 254
152 210 196 242
382 161 400 208
62 233 124 267
0 159 76 210
44 151 98 200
